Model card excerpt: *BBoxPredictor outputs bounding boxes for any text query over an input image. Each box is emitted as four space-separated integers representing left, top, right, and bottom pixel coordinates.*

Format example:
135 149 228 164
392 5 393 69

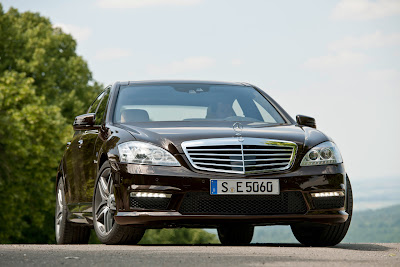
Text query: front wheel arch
92 160 145 245
98 153 108 171
291 174 353 246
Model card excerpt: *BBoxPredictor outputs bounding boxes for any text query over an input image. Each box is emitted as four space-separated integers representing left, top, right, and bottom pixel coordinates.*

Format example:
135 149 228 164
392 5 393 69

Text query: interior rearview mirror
296 115 316 129
73 113 98 130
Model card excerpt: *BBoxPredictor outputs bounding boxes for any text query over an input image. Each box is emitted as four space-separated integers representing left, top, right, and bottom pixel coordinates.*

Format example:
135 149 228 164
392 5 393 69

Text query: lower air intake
313 196 345 210
178 191 307 215
130 197 170 210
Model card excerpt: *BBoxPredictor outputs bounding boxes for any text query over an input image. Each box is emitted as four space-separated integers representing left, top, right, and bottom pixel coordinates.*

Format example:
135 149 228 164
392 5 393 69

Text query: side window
94 87 111 125
88 91 105 114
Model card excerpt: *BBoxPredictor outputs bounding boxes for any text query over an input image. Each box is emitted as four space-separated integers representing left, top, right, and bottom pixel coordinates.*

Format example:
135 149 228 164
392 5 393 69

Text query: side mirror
73 113 98 130
296 115 316 129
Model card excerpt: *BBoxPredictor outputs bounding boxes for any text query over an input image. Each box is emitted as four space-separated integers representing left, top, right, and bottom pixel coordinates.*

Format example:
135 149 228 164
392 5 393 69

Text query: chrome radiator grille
182 138 297 174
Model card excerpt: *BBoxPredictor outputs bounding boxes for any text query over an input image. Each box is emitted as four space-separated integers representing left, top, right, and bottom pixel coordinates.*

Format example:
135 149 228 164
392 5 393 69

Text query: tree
0 4 102 121
0 4 101 243
0 71 70 242
0 4 219 244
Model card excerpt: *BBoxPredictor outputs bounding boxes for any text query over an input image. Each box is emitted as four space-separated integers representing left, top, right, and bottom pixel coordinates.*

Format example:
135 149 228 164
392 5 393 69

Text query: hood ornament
233 122 244 142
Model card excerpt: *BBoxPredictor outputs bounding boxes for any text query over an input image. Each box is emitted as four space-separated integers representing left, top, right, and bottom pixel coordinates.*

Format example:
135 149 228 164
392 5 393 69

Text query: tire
55 179 90 244
291 175 353 247
217 224 254 245
93 161 145 245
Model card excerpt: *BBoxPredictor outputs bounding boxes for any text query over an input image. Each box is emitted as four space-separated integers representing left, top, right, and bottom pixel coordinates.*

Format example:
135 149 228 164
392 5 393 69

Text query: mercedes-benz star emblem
233 122 243 133
233 122 244 142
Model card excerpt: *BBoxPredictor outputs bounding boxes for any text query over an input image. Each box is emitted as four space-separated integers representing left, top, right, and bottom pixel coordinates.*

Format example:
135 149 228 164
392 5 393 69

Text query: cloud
329 31 400 51
231 59 243 66
97 0 201 9
367 69 400 83
53 23 91 42
303 51 369 70
146 56 216 75
332 0 400 20
94 48 132 61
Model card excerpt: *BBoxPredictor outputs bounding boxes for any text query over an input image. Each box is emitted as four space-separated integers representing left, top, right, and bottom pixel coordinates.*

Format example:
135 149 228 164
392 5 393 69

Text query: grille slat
189 153 243 156
192 157 242 162
188 149 242 151
182 137 297 174
188 153 292 157
243 149 293 152
192 157 290 162
195 162 244 168
244 153 292 157
244 162 289 168
244 158 290 162
179 192 307 215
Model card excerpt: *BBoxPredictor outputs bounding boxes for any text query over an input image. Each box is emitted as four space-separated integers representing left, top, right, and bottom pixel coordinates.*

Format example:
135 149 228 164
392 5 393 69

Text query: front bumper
111 162 348 227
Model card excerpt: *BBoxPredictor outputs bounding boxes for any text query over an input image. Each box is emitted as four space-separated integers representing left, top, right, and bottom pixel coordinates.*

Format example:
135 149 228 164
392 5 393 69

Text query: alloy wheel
55 185 63 242
94 168 116 236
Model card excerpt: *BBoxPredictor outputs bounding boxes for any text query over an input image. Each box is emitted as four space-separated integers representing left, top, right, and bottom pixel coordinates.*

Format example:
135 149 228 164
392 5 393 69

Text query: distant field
353 176 400 210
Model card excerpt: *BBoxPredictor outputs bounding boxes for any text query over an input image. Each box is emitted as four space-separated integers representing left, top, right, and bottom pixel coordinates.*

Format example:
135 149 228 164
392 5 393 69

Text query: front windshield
113 84 285 124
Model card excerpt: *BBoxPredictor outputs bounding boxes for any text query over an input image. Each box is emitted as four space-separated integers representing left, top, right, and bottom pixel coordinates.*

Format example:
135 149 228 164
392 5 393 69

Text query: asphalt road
0 243 399 267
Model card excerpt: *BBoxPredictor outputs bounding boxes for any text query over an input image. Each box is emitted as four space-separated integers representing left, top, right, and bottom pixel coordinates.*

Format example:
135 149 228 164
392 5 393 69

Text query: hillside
250 204 400 243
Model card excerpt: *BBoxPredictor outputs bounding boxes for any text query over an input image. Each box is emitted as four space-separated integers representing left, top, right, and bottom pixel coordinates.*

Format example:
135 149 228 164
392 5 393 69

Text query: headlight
300 141 343 166
118 141 180 166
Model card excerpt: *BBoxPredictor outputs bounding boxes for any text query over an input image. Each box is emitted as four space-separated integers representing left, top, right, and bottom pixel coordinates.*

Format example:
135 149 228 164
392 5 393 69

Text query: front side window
95 87 110 125
113 84 285 124
88 91 105 114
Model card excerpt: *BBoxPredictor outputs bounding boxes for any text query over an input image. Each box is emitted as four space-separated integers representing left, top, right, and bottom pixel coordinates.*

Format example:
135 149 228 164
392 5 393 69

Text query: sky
3 0 400 209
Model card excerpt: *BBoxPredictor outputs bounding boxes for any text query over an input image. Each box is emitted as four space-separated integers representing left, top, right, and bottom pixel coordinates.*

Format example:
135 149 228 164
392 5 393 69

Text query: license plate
210 179 280 195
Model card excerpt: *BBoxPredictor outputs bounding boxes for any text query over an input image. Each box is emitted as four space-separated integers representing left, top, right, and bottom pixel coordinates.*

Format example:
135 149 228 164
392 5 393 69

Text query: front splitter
114 210 348 227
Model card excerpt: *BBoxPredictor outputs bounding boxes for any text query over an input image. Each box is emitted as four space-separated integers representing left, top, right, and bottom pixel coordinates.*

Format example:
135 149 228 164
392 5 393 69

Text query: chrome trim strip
182 137 297 174
129 185 182 191
116 211 182 217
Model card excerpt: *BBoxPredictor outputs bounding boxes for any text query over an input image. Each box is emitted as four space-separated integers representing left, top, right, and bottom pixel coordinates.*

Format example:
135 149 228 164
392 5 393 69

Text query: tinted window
95 87 110 125
114 84 285 124
88 91 105 114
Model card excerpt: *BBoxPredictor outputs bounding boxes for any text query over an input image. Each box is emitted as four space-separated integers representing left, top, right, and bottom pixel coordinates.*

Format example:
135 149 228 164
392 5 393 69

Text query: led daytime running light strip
311 191 344 197
130 192 171 198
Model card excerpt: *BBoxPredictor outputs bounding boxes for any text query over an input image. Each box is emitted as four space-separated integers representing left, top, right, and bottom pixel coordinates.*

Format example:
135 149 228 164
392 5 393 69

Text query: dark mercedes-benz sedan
55 80 352 246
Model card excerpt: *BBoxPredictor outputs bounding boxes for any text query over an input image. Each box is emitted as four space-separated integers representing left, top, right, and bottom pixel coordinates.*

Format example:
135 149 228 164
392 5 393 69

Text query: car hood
118 121 329 154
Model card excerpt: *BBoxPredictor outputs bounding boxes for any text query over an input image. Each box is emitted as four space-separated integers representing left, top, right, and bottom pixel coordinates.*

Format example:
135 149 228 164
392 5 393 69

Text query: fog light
130 192 171 198
311 191 344 197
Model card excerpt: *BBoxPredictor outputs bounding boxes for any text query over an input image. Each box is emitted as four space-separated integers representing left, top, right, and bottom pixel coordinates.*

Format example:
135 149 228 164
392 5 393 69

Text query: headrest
121 109 150 122
206 103 235 119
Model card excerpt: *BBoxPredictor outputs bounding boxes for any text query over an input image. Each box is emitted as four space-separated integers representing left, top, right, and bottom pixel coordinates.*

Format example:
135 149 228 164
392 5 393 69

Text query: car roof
118 80 251 86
